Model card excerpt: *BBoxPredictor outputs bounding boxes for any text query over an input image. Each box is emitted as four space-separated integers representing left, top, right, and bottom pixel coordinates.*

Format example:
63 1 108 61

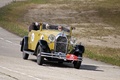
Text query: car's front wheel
73 61 81 69
37 45 44 65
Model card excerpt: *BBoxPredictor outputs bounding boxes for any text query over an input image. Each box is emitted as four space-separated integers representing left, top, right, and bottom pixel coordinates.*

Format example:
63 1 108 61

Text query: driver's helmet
35 22 39 26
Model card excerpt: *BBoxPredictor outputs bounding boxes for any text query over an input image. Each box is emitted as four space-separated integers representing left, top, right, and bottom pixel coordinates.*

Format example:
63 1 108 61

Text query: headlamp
48 34 55 42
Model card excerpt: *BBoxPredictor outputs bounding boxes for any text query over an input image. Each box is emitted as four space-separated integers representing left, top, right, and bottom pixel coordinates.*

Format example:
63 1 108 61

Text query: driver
58 26 63 31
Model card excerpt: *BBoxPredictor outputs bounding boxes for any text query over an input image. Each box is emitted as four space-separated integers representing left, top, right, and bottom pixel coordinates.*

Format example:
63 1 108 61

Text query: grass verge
85 46 120 66
0 1 29 37
0 0 48 37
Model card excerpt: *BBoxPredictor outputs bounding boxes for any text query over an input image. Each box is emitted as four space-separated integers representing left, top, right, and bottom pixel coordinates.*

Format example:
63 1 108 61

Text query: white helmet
46 24 49 29
35 22 39 26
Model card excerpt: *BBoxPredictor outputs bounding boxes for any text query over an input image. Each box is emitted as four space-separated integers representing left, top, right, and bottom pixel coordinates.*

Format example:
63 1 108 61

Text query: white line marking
5 40 13 43
0 65 42 80
0 37 4 40
0 37 20 46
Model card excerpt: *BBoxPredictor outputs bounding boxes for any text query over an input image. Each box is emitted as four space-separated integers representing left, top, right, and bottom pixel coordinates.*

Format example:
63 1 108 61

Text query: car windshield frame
42 23 70 32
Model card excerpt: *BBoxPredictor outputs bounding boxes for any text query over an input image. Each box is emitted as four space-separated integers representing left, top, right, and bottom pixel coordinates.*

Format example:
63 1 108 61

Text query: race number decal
31 33 35 42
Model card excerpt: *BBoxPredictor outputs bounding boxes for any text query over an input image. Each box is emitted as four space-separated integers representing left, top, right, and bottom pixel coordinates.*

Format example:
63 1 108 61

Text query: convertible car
20 22 85 69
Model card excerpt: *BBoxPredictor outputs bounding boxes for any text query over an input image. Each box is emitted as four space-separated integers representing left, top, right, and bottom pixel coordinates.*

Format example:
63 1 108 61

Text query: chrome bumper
41 52 82 61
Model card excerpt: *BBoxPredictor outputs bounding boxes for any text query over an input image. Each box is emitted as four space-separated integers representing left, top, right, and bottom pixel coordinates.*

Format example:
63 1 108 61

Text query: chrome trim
41 52 82 61
55 32 68 54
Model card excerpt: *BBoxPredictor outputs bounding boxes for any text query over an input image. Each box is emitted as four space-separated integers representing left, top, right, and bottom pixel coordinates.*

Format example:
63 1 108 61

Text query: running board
23 50 34 55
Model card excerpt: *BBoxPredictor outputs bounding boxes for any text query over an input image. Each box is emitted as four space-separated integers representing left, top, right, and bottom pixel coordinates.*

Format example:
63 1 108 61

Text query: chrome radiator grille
55 36 67 53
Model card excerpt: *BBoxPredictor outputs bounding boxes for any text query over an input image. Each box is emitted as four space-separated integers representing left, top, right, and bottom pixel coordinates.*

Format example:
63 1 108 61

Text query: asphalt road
0 1 120 80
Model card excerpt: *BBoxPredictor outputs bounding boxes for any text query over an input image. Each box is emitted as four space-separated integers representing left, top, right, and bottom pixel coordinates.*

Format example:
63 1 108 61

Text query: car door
28 30 40 51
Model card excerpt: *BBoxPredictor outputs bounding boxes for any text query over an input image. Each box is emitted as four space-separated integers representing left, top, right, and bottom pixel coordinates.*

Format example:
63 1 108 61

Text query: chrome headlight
48 34 55 42
70 37 77 45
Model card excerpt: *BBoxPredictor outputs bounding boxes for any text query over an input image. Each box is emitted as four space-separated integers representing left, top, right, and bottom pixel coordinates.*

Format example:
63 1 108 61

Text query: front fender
71 45 85 57
75 45 85 53
35 40 50 53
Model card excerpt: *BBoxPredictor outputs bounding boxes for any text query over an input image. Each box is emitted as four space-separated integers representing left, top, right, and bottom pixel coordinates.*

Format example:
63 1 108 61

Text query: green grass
0 0 120 66
28 0 50 4
0 0 53 36
85 46 120 66
0 1 29 37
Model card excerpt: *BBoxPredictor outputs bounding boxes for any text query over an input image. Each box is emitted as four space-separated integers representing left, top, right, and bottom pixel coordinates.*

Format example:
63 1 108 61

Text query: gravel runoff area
24 4 120 48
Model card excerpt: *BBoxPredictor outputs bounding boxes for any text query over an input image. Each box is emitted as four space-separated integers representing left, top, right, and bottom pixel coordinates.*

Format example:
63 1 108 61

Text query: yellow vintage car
20 22 85 69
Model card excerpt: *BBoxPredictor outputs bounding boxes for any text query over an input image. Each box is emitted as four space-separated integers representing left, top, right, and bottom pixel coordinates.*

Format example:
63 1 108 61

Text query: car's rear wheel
23 51 29 59
73 61 81 69
37 45 44 65
22 41 29 60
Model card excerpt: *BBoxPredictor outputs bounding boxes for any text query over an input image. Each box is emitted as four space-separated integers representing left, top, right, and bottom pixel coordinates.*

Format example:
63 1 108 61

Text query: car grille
55 36 68 53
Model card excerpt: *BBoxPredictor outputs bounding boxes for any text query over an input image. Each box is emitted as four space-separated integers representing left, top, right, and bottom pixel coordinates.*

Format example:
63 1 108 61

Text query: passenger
29 22 40 32
58 26 63 31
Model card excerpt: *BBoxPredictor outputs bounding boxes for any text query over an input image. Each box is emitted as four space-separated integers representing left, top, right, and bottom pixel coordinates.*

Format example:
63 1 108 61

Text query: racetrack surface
0 21 120 80
0 0 120 80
